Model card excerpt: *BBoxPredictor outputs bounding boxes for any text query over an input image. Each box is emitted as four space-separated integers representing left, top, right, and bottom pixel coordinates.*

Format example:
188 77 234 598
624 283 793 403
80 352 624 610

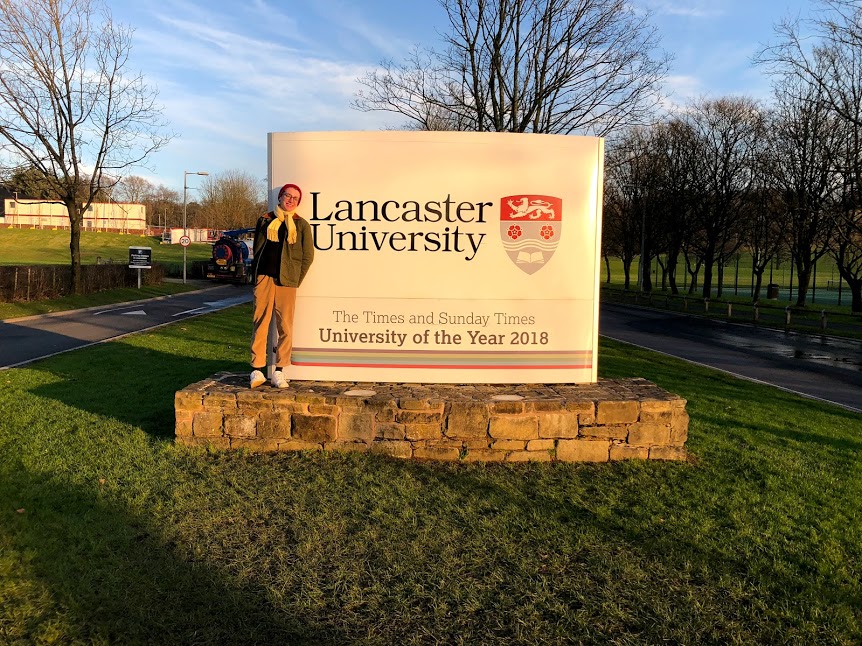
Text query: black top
257 219 285 279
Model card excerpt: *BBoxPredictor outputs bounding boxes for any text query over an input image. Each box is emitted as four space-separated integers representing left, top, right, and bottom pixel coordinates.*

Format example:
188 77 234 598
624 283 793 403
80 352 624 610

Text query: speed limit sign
179 235 191 247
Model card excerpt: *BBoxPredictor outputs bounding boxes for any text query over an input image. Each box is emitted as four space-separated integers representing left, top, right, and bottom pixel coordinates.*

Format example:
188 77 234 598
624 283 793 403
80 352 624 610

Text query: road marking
121 310 147 316
172 307 206 317
93 304 150 316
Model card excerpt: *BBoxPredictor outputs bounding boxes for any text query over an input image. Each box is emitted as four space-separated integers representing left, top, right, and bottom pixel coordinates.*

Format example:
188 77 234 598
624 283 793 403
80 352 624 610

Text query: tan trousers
250 275 297 368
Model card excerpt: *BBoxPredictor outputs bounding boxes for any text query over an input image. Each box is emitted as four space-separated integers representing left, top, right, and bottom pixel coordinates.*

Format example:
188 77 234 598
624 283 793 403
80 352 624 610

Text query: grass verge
0 228 213 266
0 304 859 643
0 282 203 320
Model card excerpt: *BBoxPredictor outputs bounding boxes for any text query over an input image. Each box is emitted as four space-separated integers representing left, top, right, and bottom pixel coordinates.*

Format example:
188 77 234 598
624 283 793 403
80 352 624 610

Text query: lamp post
183 170 209 284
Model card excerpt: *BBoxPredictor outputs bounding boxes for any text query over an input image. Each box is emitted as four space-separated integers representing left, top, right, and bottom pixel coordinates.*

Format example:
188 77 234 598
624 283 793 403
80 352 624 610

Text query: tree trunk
701 254 714 299
623 259 632 290
849 280 862 313
795 260 812 307
604 254 611 284
752 270 764 302
68 204 83 294
716 262 725 299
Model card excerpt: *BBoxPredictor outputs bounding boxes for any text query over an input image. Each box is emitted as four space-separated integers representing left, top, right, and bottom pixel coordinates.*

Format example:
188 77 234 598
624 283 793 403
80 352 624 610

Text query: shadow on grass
27 343 246 439
1 466 338 644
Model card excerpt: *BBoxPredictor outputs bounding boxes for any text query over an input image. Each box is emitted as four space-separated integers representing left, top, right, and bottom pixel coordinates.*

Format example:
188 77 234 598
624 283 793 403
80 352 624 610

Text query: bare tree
684 97 763 299
113 175 154 204
354 0 670 135
0 0 170 292
198 170 265 232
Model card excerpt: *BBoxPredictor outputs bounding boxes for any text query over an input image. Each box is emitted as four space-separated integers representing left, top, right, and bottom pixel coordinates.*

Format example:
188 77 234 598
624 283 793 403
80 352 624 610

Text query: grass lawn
0 305 860 643
0 227 213 267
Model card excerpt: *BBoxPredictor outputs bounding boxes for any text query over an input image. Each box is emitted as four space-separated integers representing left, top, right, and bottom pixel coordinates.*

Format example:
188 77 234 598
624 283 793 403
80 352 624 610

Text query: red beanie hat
278 183 302 204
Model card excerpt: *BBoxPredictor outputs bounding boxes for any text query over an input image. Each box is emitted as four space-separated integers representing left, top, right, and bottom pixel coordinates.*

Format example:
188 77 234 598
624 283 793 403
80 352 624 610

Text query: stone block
292 415 337 442
557 439 610 462
527 399 565 413
610 445 649 461
230 438 281 452
370 440 413 459
404 423 442 441
581 424 629 441
413 446 461 461
566 401 595 425
463 438 491 449
184 436 231 450
489 416 538 440
376 423 406 440
399 398 443 411
649 446 687 461
338 413 376 442
538 413 578 439
462 449 506 462
396 410 443 424
325 441 370 453
526 439 555 452
294 393 327 405
492 439 526 451
175 411 193 437
671 419 688 445
506 450 552 462
258 412 292 440
203 392 237 411
192 412 223 438
445 402 490 439
224 415 256 438
628 423 671 447
278 439 323 452
175 391 203 413
638 400 674 422
597 401 638 425
490 401 525 414
373 406 397 423
426 439 466 449
309 404 340 415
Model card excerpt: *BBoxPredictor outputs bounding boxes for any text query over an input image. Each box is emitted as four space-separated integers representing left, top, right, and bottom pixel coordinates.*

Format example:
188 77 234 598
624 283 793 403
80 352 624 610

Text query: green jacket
252 212 315 287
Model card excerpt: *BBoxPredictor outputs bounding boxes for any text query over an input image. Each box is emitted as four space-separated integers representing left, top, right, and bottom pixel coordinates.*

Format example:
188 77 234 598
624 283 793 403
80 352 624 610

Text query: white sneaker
249 369 266 389
271 371 289 388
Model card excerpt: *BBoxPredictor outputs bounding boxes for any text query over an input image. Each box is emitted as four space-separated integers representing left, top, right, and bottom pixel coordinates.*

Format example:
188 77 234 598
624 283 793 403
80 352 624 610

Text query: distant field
0 228 213 267
606 253 850 307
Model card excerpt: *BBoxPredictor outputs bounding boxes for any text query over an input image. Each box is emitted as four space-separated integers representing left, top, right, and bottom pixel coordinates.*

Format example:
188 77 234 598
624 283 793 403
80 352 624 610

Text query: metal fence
601 287 862 337
0 263 166 302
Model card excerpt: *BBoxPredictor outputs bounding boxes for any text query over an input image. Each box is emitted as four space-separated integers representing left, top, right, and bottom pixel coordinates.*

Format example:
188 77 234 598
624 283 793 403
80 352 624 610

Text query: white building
0 198 146 233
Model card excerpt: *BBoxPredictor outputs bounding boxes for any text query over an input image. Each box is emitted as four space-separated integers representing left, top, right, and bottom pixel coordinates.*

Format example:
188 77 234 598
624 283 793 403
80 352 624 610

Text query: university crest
500 194 562 275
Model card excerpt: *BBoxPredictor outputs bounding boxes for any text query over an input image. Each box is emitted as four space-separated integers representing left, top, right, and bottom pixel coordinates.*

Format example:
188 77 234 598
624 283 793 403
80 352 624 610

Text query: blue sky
111 0 814 192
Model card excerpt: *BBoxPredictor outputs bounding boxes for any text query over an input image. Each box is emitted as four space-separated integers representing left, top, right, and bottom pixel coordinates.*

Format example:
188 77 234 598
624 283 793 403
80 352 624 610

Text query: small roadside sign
128 246 152 269
179 235 191 247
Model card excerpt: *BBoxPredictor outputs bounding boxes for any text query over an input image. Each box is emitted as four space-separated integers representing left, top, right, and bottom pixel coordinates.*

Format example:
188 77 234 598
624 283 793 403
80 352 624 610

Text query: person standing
249 183 315 388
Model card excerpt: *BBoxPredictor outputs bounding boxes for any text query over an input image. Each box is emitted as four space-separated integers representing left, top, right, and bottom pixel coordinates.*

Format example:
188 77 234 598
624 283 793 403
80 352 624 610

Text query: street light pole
183 170 209 284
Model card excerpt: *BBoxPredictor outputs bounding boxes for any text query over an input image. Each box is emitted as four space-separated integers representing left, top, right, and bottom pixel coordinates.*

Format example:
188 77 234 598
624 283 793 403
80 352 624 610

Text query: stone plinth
175 375 689 462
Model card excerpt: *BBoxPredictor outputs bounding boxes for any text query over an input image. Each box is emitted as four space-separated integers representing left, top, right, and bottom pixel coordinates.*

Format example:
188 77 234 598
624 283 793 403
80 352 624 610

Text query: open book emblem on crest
500 194 562 274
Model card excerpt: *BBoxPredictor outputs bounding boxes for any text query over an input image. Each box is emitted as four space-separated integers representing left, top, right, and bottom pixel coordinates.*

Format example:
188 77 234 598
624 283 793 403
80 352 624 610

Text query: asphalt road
600 301 862 413
3 290 859 412
0 284 253 369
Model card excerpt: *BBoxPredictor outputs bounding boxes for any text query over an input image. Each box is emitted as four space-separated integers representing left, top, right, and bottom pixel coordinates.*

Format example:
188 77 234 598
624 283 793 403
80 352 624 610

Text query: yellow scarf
266 206 298 244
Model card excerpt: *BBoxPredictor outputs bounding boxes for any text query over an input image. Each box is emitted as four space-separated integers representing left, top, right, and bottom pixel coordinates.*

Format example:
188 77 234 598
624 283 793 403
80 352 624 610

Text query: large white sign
268 131 603 384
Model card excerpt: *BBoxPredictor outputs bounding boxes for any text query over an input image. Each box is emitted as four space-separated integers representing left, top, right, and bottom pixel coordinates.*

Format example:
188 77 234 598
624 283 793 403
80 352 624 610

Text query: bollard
683 296 688 311
785 306 792 327
727 302 733 318
821 310 827 331
753 303 759 322
704 298 710 313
